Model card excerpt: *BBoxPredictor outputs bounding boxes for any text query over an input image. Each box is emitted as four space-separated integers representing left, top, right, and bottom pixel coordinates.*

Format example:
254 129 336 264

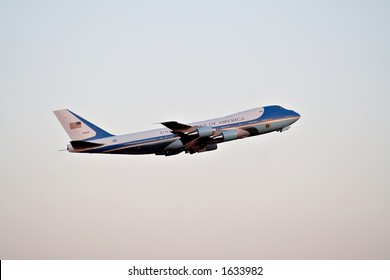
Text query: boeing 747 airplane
54 105 300 156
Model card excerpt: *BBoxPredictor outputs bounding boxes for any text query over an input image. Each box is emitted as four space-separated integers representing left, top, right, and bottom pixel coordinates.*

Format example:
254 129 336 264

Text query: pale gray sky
1 0 389 259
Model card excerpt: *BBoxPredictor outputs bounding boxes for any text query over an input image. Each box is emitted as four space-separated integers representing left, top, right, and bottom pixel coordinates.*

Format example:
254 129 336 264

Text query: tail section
53 109 113 141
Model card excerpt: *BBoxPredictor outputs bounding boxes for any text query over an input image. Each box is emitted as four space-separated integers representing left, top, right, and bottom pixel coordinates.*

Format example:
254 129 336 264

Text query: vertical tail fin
53 109 113 141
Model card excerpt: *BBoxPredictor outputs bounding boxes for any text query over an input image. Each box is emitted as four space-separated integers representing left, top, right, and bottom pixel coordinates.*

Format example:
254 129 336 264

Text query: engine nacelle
163 139 184 156
213 129 238 142
197 143 218 153
188 126 214 138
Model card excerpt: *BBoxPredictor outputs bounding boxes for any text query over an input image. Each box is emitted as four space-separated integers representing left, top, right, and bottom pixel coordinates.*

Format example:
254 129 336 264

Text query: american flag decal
69 121 82 129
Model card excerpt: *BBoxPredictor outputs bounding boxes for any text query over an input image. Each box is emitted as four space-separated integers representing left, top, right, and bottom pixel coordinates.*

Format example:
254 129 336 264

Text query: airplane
53 105 300 156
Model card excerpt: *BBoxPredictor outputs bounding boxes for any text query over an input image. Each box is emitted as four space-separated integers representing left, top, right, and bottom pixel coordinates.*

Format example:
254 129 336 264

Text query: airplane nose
290 110 300 123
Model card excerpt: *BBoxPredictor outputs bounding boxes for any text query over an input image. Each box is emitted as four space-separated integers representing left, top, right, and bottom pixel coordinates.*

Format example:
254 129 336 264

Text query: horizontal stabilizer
70 140 104 149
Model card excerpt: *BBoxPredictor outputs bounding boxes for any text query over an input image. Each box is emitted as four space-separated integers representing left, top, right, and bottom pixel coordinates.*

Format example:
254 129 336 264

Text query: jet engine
188 126 214 138
212 129 250 142
163 139 184 156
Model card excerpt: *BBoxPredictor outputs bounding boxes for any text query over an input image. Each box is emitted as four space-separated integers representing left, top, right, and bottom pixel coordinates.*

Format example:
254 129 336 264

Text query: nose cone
290 110 300 124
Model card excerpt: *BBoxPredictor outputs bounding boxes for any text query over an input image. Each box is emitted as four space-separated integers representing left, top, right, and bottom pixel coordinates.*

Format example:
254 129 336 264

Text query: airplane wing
161 121 195 136
161 121 217 153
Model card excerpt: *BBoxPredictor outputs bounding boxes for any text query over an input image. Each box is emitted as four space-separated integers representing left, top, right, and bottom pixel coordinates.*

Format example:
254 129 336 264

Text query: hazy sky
1 0 389 259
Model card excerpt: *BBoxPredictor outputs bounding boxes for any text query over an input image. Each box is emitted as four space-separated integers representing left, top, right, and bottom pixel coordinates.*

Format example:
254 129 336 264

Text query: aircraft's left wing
160 121 219 154
161 121 194 136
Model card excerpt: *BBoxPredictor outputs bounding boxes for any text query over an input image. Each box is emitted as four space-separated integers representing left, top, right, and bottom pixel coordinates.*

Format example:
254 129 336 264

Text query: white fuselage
64 106 300 156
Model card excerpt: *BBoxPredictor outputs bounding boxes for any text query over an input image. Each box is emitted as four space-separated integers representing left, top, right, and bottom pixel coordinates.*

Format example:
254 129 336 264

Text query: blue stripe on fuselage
85 134 178 153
